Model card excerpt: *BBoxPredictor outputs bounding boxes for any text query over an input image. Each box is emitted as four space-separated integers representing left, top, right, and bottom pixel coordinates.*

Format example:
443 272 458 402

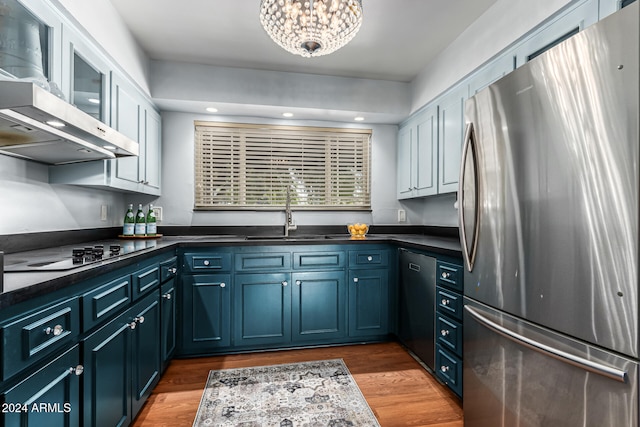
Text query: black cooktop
4 239 156 272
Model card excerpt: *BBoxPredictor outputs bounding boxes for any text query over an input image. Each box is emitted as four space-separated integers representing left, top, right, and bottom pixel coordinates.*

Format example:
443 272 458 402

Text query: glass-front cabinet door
0 0 63 91
61 23 110 123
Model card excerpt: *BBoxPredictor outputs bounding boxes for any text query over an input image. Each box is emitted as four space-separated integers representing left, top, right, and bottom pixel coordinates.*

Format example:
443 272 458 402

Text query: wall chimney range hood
0 81 138 165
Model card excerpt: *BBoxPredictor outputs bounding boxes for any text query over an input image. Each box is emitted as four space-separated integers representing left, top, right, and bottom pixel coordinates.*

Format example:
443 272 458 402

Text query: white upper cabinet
437 85 466 195
397 105 437 199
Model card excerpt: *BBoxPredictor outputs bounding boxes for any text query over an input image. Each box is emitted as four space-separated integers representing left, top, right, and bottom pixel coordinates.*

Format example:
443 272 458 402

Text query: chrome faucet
285 186 297 237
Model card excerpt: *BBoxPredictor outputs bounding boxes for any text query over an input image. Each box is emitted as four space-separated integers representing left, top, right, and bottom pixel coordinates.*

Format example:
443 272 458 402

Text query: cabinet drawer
235 252 291 272
349 249 388 268
437 286 463 320
437 261 463 291
435 344 462 397
436 314 462 357
1 297 80 381
294 251 345 269
184 252 232 273
132 264 160 300
82 274 132 331
160 256 178 282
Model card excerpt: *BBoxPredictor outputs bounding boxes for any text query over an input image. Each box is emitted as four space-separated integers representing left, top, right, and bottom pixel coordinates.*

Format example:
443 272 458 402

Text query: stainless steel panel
464 298 639 427
462 3 639 358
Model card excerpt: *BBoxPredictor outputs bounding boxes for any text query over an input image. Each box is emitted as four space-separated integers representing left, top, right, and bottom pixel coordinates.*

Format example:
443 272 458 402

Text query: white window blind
194 122 371 210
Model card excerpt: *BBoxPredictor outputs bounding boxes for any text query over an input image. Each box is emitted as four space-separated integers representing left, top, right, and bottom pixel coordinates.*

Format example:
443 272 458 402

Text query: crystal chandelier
259 0 363 58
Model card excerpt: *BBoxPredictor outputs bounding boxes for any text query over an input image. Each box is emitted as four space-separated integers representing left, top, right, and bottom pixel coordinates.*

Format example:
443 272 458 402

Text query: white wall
0 156 127 234
156 112 408 227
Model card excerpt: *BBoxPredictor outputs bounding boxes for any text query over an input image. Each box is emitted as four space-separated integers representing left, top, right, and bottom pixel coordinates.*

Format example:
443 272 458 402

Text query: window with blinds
194 122 372 210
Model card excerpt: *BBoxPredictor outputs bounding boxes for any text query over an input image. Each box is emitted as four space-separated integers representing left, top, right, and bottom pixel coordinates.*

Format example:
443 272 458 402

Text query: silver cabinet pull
441 299 450 306
45 325 64 336
219 282 226 288
465 305 628 383
162 293 172 300
169 267 177 274
441 329 450 336
353 277 359 283
203 260 210 266
282 281 288 287
135 316 145 324
441 271 451 279
367 256 373 261
295 280 301 286
129 321 137 329
440 365 450 373
70 365 84 376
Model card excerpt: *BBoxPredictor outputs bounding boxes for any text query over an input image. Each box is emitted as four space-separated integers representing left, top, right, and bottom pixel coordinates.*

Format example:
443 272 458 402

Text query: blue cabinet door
130 293 161 417
234 273 291 347
181 274 231 353
82 310 132 427
348 269 389 337
160 279 176 372
291 271 346 342
2 345 81 427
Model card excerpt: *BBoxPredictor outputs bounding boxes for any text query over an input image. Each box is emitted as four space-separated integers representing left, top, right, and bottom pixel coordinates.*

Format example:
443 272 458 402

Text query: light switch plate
398 209 406 222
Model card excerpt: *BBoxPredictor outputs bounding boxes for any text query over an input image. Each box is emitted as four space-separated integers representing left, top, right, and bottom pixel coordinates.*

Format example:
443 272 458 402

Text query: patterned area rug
193 359 381 426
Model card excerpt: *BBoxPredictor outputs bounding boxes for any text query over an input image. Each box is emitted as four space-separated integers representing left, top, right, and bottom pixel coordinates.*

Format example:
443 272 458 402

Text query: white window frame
194 121 372 210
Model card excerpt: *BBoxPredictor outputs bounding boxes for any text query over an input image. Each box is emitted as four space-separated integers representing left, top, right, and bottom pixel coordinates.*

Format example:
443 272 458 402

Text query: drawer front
437 261 463 292
160 256 178 282
235 252 291 272
184 253 232 273
294 251 345 270
436 315 462 357
132 264 160 300
2 297 80 381
435 344 462 397
349 250 389 268
437 286 463 320
82 274 132 331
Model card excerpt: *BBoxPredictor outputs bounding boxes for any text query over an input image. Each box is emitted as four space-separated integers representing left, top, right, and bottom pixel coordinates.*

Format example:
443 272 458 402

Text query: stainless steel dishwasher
398 249 436 370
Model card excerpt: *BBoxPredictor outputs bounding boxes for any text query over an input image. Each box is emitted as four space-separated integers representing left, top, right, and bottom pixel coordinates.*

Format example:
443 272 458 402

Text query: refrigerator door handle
458 122 480 272
465 305 629 383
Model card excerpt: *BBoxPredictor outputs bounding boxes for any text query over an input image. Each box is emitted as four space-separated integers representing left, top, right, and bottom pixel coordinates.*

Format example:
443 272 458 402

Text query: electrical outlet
398 209 406 223
153 206 163 222
100 205 108 221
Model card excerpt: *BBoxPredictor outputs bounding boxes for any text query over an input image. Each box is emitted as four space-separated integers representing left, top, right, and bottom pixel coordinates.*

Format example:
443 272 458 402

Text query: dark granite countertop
0 231 461 309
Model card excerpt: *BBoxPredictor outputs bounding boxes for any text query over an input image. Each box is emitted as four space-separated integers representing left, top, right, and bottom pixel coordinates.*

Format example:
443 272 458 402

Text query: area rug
193 358 381 426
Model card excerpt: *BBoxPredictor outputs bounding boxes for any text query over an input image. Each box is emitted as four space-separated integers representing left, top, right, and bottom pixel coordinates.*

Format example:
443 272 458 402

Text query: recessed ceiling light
46 120 66 128
206 107 218 113
354 116 365 121
88 98 100 104
282 112 294 118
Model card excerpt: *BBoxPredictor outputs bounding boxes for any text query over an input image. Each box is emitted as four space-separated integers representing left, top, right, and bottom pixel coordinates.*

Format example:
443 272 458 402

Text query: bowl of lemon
347 223 369 239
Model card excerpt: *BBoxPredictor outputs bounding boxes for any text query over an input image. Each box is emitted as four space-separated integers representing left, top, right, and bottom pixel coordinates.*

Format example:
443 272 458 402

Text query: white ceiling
108 0 497 121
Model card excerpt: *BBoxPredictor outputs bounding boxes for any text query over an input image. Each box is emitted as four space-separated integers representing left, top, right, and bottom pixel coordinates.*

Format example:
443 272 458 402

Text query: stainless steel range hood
0 80 138 165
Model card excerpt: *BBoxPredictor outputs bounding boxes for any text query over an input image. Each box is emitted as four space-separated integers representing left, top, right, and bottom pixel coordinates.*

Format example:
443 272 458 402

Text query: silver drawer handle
353 277 359 283
441 329 450 336
282 281 288 287
135 316 145 324
70 365 84 376
169 267 177 274
129 321 137 329
440 365 450 373
441 271 451 279
162 293 172 300
203 260 210 266
45 325 64 336
367 256 373 261
296 280 301 286
220 283 226 288
442 299 450 306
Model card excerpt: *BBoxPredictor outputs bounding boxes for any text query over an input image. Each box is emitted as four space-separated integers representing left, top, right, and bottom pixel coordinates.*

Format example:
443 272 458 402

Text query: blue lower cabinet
234 272 291 347
181 274 231 354
160 279 177 372
291 271 346 342
348 269 389 337
2 345 82 427
435 344 463 397
82 292 160 427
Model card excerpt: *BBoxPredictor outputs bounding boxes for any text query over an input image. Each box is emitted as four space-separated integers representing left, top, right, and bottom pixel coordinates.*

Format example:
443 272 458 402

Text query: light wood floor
132 341 463 427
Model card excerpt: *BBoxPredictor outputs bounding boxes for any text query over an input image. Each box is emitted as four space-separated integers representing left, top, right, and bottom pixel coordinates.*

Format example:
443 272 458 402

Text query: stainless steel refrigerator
459 3 639 426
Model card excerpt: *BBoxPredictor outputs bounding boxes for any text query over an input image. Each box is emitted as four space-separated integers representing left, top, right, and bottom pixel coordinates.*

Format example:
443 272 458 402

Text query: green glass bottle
123 204 135 236
134 203 146 236
146 204 157 236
